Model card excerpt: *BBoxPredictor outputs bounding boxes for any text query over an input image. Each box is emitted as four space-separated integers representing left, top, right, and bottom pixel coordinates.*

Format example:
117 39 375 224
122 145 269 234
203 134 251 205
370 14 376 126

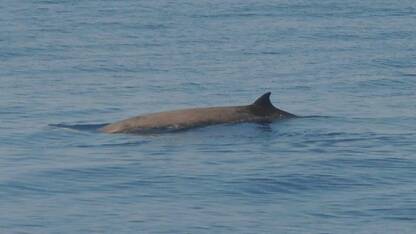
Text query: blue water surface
1 0 416 233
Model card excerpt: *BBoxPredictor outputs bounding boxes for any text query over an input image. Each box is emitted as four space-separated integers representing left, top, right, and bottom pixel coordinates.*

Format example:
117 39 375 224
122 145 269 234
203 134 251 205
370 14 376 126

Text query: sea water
1 0 416 233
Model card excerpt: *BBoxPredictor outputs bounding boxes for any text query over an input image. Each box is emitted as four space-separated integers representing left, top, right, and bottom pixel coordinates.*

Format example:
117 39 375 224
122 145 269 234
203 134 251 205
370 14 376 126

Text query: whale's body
101 92 295 134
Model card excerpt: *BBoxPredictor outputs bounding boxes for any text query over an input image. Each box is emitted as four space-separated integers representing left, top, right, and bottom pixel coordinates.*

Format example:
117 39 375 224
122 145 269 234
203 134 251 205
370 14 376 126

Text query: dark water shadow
76 140 151 148
49 123 109 133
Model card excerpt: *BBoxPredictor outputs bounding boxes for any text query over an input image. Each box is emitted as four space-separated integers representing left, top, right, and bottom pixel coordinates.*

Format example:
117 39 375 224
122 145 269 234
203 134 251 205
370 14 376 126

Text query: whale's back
101 92 295 134
101 106 251 133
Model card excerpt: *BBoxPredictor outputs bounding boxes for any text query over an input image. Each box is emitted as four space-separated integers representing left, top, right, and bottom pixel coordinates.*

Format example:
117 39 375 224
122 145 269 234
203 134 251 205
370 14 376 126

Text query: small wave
401 73 416 77
226 174 368 196
299 115 334 119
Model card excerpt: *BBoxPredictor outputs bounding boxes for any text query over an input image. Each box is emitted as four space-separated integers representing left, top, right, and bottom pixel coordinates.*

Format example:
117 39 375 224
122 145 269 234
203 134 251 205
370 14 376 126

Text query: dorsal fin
249 92 277 116
252 92 274 108
250 92 296 117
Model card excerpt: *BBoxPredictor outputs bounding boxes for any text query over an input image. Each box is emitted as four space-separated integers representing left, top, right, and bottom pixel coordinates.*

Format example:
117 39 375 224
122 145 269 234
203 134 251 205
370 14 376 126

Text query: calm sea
1 0 416 233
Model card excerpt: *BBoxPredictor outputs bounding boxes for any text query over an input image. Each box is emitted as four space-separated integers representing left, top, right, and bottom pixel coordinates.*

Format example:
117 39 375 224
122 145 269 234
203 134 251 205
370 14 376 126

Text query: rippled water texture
1 1 416 233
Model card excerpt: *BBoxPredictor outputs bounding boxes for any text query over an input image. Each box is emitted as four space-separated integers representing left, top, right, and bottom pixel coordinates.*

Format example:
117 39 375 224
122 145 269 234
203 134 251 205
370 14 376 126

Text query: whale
101 92 296 134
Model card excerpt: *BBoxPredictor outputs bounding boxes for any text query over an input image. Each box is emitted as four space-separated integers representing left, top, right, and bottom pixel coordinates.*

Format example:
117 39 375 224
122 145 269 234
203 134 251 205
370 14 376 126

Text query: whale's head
248 92 296 120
